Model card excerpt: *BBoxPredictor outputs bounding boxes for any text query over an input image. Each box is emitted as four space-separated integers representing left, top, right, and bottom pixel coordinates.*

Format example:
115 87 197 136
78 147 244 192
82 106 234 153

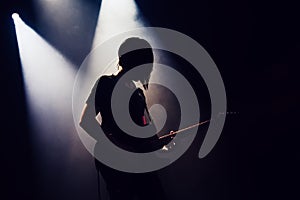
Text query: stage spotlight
92 0 147 47
13 14 100 200
85 0 149 82
13 14 76 152
12 13 21 22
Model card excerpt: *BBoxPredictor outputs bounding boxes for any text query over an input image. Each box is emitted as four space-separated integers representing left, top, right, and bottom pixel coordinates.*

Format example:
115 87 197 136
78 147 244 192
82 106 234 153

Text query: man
80 37 166 200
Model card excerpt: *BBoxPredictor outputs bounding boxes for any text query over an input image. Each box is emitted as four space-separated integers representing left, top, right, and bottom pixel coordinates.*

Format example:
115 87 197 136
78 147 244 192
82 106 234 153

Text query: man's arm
79 78 102 141
79 103 102 141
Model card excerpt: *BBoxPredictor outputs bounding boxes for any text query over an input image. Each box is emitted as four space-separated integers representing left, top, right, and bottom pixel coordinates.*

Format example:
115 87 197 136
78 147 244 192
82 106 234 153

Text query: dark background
1 0 299 199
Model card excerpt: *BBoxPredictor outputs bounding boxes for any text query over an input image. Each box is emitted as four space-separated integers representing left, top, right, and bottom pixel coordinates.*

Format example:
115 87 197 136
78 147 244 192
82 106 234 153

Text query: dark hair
118 37 153 89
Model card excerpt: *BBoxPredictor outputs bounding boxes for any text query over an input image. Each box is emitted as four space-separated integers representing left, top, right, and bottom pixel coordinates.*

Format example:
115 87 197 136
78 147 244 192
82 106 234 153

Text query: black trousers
95 159 166 200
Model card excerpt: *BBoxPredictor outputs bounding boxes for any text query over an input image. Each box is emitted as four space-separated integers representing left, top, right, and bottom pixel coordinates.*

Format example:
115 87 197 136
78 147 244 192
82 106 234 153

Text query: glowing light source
13 14 98 200
85 0 149 83
12 13 21 22
92 0 147 47
13 15 76 147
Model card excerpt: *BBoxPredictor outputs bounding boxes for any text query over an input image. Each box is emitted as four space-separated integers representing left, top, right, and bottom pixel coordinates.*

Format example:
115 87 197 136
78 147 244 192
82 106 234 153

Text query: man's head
118 37 154 89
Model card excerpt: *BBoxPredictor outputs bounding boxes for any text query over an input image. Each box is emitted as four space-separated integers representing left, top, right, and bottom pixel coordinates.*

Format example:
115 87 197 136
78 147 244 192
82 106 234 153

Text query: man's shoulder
99 74 116 81
94 75 117 90
98 74 116 83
